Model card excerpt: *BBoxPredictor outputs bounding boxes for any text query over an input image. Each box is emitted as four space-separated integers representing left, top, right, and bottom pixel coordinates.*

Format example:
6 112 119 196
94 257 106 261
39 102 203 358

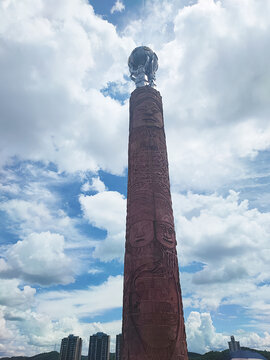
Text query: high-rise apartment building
228 335 241 352
88 332 110 360
115 334 122 360
60 334 82 360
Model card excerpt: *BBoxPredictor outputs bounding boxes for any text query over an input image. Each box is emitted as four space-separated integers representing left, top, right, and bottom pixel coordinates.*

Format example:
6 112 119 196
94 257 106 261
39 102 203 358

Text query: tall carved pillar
122 47 188 360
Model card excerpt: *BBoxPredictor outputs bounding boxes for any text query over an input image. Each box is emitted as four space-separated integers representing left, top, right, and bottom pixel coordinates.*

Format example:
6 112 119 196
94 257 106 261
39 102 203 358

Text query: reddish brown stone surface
122 86 188 360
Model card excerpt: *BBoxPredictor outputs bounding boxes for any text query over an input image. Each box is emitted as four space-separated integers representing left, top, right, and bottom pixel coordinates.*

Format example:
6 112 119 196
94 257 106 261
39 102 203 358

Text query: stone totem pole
122 46 188 360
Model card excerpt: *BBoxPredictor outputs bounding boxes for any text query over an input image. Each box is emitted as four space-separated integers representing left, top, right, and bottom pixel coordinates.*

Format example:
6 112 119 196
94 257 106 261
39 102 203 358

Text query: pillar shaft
122 86 188 360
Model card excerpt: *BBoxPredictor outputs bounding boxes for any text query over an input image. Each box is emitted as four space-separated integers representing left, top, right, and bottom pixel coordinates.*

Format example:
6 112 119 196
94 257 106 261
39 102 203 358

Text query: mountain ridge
1 348 270 360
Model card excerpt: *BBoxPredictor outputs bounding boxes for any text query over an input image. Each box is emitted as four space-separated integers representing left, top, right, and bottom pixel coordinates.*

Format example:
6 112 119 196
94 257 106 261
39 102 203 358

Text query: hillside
0 351 59 360
189 347 270 360
1 348 270 360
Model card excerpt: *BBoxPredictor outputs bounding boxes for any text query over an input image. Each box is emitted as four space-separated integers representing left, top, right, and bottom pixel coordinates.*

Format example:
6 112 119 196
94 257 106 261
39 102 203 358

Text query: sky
0 0 270 356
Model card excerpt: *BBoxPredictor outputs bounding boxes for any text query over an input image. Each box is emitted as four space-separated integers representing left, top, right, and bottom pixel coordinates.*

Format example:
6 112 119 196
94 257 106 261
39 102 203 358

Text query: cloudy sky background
1 0 270 356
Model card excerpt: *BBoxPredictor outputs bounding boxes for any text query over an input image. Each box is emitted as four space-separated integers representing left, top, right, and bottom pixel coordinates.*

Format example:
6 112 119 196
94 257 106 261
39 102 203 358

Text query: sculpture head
128 46 158 88
129 220 154 248
156 221 176 249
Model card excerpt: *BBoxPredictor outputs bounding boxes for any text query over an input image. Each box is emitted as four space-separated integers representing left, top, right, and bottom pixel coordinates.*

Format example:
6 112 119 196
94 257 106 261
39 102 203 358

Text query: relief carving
130 87 163 130
155 221 176 249
129 263 180 359
129 220 154 248
123 85 188 360
132 100 163 129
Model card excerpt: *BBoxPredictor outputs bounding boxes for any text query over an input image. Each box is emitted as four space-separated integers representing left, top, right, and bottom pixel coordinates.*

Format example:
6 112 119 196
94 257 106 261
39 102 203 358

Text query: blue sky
1 0 270 356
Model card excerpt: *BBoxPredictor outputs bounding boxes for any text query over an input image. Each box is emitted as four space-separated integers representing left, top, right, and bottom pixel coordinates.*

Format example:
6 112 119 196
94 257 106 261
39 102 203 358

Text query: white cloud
186 311 227 353
174 190 270 278
170 190 270 324
0 232 75 285
0 0 132 174
0 190 92 247
163 0 270 190
88 267 103 275
1 200 54 233
0 273 122 355
111 0 125 14
0 177 100 286
238 331 270 352
0 301 122 356
81 182 91 192
0 281 41 356
0 279 36 309
0 308 17 357
185 311 270 354
36 275 123 319
0 183 20 194
79 190 126 261
0 309 13 340
81 177 106 193
0 196 70 236
0 275 122 356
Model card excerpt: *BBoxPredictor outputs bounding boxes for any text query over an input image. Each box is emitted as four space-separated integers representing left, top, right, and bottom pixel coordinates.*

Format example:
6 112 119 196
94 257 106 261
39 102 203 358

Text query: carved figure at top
128 46 158 88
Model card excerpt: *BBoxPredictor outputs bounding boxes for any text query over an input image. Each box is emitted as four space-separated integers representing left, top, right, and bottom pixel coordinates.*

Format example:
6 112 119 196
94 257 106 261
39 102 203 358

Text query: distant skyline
0 0 270 356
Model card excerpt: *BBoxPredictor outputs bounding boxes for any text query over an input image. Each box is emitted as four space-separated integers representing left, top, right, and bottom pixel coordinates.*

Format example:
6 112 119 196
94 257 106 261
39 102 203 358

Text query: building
88 332 110 360
115 334 122 360
122 46 188 359
60 334 82 360
229 336 241 352
228 336 267 360
229 350 267 360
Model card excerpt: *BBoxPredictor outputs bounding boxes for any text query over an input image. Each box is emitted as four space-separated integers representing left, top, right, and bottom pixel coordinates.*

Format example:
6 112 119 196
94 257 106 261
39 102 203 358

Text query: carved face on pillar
132 100 163 128
129 220 154 247
156 221 176 248
130 268 179 354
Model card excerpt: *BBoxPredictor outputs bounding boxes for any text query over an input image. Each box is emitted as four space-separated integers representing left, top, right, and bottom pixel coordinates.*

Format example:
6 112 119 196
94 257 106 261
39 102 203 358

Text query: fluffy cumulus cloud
239 331 270 352
172 191 270 322
26 275 122 354
79 189 126 261
0 275 123 356
0 309 15 356
0 279 36 309
0 168 98 252
162 0 270 190
0 305 122 356
0 232 75 285
111 0 125 14
0 171 98 288
186 312 227 353
174 190 270 269
0 197 80 241
0 280 39 356
185 311 270 354
0 0 132 174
